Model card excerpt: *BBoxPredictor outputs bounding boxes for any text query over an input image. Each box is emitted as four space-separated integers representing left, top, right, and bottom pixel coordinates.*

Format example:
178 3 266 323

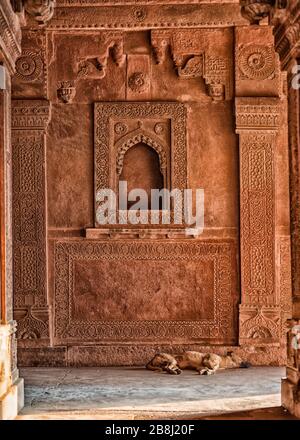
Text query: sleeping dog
146 351 251 375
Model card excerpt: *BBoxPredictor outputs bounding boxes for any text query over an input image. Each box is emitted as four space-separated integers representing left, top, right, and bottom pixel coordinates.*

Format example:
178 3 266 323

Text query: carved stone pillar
12 100 50 344
0 0 23 420
236 98 282 347
235 25 290 357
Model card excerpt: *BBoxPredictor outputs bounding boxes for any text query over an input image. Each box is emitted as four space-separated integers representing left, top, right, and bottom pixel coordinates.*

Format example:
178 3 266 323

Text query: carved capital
240 1 275 25
12 99 50 130
236 97 281 131
24 0 55 25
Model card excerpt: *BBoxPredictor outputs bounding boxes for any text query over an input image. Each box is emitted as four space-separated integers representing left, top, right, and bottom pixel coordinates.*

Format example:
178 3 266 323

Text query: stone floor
16 366 288 420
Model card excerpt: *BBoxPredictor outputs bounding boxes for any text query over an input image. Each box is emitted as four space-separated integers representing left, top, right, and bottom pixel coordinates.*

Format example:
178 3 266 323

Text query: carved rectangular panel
94 101 187 226
239 131 276 303
53 240 238 345
12 132 47 308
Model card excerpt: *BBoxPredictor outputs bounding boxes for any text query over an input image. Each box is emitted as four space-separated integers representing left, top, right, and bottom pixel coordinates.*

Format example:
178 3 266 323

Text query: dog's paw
199 368 209 375
175 369 182 375
166 368 178 375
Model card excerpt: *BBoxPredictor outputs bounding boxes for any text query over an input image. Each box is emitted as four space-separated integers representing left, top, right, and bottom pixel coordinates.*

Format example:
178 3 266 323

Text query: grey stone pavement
16 366 285 420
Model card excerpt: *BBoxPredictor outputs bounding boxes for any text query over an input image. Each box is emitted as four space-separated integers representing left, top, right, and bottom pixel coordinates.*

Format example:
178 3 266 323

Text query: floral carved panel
53 240 238 345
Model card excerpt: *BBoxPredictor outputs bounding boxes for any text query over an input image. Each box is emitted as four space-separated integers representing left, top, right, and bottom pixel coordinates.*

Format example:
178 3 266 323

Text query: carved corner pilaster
236 97 282 346
12 100 50 341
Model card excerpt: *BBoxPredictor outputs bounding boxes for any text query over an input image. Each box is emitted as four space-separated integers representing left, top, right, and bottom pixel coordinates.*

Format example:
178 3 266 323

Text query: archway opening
119 142 164 210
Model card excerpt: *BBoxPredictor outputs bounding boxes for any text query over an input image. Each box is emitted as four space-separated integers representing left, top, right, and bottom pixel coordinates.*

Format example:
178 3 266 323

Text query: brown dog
146 351 250 375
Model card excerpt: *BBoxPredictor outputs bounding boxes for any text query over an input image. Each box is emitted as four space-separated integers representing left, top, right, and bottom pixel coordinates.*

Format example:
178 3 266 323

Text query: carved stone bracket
24 0 55 25
76 32 125 81
151 30 232 102
12 100 51 340
236 97 281 346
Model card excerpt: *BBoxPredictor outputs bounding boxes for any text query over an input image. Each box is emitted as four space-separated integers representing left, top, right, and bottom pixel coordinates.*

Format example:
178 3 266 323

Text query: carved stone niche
151 29 233 102
93 102 187 229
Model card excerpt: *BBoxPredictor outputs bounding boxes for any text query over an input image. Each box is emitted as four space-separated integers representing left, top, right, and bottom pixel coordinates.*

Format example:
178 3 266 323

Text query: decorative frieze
12 100 50 129
45 3 247 30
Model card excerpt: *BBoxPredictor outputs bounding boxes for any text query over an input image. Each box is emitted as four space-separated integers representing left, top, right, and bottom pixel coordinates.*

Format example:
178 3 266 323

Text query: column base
282 378 300 418
0 378 24 420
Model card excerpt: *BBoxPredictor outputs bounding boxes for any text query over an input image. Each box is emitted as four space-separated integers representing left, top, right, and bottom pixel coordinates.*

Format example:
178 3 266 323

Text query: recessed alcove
119 142 164 210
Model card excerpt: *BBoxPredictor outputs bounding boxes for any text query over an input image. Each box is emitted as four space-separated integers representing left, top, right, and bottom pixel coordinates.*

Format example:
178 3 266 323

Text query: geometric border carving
94 101 187 225
53 240 238 345
12 100 50 339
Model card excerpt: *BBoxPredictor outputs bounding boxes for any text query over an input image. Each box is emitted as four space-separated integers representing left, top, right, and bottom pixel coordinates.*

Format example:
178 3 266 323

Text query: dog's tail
239 361 252 368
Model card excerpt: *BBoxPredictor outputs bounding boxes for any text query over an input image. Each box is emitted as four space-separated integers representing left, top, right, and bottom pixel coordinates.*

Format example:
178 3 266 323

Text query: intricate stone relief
57 81 76 103
132 6 147 22
12 101 50 339
236 103 280 128
151 30 232 101
76 32 125 81
94 102 187 226
128 72 149 94
0 0 21 72
53 240 238 345
240 0 274 24
12 100 50 129
24 0 55 25
15 50 43 82
236 98 282 345
239 130 277 303
46 3 246 30
238 44 275 80
279 237 293 337
16 306 48 339
239 305 281 344
116 133 167 176
178 56 203 78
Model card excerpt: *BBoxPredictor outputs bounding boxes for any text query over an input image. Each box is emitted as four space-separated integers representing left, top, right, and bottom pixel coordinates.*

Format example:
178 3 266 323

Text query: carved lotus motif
132 7 147 22
238 44 275 80
128 72 149 93
15 51 43 82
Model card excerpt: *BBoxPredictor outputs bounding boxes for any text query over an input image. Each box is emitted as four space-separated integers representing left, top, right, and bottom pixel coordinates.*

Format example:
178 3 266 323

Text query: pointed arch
115 129 167 176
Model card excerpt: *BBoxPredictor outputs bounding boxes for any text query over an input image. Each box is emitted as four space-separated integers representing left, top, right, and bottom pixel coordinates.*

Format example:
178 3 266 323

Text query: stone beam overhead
28 2 248 29
0 0 21 72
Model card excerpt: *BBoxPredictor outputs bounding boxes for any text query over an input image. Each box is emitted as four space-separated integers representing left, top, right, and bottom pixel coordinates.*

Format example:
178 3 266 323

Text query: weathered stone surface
4 1 293 377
